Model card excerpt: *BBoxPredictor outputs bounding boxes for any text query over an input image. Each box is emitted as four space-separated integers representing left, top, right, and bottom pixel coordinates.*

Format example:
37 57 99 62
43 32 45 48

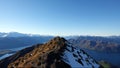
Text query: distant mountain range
0 37 102 68
0 32 53 50
0 32 120 53
68 36 120 53
0 32 50 37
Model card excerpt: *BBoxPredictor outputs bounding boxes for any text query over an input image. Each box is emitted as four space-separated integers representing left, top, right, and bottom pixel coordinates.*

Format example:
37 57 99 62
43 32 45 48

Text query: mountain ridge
0 37 102 68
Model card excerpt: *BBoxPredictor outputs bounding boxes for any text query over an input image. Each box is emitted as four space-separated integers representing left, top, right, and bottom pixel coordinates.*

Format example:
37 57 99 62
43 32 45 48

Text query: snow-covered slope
62 43 100 68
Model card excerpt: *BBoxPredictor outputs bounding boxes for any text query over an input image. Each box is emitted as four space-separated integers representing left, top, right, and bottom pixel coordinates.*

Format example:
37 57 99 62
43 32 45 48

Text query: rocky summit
0 37 102 68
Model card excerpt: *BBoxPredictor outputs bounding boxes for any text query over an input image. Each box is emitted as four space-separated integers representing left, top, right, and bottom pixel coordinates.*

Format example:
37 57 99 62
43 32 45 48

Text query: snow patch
62 45 100 68
63 50 83 67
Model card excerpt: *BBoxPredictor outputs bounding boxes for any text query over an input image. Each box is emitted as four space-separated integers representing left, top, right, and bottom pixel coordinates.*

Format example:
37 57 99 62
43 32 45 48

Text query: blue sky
0 0 120 36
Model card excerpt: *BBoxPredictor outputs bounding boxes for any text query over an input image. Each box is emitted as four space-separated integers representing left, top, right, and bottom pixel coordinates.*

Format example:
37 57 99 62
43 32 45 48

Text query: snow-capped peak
0 32 40 37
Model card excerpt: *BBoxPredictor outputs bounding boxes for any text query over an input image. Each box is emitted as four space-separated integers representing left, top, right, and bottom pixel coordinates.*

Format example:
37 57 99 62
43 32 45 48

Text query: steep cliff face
0 37 102 68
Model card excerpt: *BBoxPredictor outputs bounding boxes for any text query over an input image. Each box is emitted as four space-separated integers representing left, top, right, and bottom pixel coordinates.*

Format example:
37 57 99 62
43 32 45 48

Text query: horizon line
0 31 120 37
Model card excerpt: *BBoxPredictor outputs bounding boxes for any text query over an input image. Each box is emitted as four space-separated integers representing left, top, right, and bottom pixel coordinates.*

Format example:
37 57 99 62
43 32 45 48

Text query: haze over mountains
0 32 32 37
